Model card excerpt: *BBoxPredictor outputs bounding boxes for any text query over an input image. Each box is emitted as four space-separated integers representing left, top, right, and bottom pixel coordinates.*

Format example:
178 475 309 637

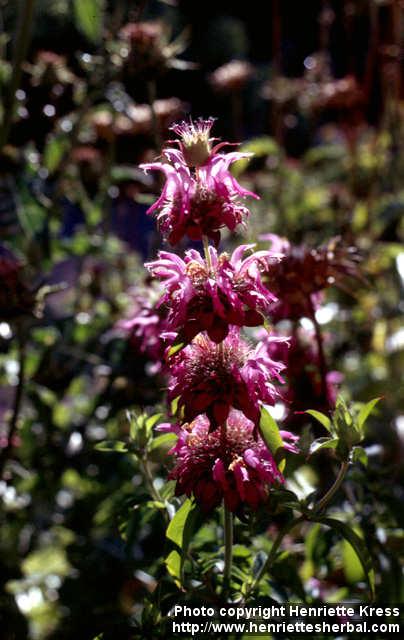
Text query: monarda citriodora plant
98 118 379 625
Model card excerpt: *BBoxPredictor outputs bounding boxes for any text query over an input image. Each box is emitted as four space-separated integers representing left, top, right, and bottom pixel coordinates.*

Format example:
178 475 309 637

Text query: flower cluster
168 328 286 427
262 234 363 320
141 118 298 513
146 244 281 343
263 327 343 423
162 410 298 513
141 117 259 244
116 282 171 374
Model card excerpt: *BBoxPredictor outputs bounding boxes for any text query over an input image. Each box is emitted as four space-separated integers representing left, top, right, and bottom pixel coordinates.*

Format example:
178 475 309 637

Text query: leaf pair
307 396 381 462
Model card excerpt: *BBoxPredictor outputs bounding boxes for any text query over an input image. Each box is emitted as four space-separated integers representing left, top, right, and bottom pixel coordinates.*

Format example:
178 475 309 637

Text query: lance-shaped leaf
259 406 284 455
313 516 375 600
73 0 105 44
149 433 177 452
352 446 368 467
165 499 199 587
95 440 128 452
310 437 339 455
304 410 332 432
357 397 381 432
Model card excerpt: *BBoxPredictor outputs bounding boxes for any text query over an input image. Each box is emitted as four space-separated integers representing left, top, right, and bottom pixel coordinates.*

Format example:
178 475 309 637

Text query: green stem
313 460 349 514
244 515 303 600
243 462 349 600
202 235 212 272
0 0 37 151
222 506 233 597
140 459 162 503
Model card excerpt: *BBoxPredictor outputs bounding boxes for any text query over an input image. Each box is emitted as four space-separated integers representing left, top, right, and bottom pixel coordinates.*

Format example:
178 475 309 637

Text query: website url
172 620 400 636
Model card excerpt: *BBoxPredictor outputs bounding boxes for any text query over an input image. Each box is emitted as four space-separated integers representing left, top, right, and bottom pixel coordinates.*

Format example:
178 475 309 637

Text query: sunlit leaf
149 433 177 451
165 499 199 587
43 134 69 173
315 516 375 600
357 397 381 432
73 0 105 43
352 446 368 467
259 406 284 456
166 498 195 547
305 410 332 432
310 437 339 455
95 440 128 452
167 339 185 358
165 550 181 583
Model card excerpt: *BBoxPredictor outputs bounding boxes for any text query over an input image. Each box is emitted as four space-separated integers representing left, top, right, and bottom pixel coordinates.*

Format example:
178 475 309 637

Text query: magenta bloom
140 118 259 245
165 410 298 512
168 328 286 427
261 234 363 321
116 283 173 372
262 327 343 422
146 244 281 344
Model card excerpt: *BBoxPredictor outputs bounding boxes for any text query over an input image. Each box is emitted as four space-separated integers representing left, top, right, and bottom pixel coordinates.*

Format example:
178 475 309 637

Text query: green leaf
357 397 381 431
310 437 339 455
342 535 365 584
352 446 368 467
167 339 185 358
166 498 195 548
95 440 128 452
165 550 181 583
315 516 375 600
232 136 279 176
259 406 284 456
43 134 69 173
73 0 105 43
149 433 177 451
305 410 332 432
165 499 199 587
145 413 163 432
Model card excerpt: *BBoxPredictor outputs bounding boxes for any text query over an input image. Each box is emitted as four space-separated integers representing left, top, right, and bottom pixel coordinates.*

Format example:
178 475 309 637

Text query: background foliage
0 1 403 638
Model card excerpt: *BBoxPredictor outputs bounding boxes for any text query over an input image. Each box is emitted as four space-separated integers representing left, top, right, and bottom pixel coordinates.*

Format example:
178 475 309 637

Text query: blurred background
0 1 403 638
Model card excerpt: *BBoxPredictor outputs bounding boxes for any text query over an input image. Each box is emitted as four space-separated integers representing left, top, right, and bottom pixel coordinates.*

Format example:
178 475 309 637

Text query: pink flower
165 409 298 512
140 118 259 245
146 244 281 344
116 282 173 372
261 234 363 321
168 328 286 428
263 327 343 422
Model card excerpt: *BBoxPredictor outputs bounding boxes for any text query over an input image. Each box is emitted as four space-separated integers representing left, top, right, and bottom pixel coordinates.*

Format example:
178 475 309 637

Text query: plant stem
0 327 27 477
222 506 233 598
202 235 213 273
244 515 304 600
313 460 349 514
0 0 37 151
140 459 162 503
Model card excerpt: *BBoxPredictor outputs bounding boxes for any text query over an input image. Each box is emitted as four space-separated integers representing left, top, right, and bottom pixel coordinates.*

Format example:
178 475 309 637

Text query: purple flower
263 326 343 422
261 234 363 321
168 328 286 428
116 282 173 372
165 409 298 512
146 244 281 344
140 118 259 245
